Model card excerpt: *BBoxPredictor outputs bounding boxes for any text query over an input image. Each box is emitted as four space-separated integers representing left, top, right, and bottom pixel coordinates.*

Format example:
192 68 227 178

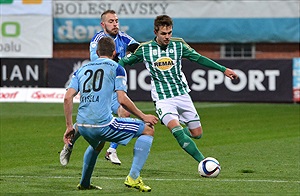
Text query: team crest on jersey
154 57 174 71
91 42 97 48
153 49 158 56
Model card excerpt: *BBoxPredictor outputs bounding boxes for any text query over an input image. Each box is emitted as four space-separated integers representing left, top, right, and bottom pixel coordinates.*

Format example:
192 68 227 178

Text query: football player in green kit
119 15 238 163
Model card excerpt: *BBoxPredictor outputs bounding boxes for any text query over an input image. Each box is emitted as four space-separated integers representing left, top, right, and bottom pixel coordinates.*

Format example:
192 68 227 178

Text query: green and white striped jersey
119 37 226 101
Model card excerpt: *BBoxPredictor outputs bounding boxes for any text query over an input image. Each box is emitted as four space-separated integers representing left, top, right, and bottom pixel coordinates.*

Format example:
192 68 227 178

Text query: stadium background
1 0 299 103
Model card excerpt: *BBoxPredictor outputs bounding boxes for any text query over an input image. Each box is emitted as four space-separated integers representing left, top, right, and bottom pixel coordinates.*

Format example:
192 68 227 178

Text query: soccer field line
2 175 299 184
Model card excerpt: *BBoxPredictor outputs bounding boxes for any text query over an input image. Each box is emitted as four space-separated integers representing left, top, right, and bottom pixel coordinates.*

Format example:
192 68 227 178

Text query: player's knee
142 123 155 136
193 133 202 139
190 126 203 139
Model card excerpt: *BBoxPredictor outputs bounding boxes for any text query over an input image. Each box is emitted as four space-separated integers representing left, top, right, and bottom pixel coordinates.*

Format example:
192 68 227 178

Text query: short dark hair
97 37 115 57
154 15 173 32
101 10 116 21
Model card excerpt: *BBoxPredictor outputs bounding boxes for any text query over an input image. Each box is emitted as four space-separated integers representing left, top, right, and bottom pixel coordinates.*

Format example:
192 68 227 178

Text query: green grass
0 102 299 195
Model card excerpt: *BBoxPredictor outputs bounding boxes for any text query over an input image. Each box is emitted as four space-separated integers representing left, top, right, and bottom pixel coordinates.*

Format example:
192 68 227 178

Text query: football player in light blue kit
60 10 139 165
63 37 157 191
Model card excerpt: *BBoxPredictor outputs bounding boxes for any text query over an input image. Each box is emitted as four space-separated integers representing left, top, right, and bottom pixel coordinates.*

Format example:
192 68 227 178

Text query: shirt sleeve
67 70 79 92
89 41 99 61
118 46 143 66
115 65 128 92
181 39 226 72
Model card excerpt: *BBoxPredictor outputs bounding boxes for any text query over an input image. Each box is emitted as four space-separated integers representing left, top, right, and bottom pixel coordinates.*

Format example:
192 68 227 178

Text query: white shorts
155 94 201 128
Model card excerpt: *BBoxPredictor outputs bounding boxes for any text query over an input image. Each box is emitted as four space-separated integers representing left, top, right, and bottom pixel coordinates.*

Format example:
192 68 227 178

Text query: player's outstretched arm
196 56 238 80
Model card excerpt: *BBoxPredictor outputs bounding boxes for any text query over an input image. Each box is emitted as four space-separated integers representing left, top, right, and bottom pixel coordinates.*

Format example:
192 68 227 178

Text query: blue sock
109 142 118 149
129 135 153 180
80 145 100 187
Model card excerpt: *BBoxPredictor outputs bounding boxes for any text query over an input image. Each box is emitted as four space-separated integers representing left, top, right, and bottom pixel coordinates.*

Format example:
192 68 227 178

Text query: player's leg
60 123 81 166
104 117 153 192
182 126 203 139
77 126 105 190
178 95 203 139
156 95 205 162
167 118 205 162
127 124 153 179
124 122 154 192
105 93 130 164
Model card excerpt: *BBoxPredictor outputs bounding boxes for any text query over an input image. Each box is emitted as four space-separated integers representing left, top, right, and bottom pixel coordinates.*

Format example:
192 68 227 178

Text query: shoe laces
136 177 145 185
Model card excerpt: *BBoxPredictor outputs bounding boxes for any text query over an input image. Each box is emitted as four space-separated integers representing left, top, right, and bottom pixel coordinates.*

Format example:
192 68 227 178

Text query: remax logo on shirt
154 57 174 71
0 0 42 4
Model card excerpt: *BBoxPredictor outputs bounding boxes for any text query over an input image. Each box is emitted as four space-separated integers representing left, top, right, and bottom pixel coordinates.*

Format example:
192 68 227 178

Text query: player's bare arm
63 88 77 145
116 90 158 125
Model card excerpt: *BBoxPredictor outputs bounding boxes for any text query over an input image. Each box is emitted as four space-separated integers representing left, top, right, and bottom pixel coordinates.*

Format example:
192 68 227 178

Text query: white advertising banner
0 0 52 15
0 87 80 103
53 0 299 43
0 15 53 58
53 0 298 18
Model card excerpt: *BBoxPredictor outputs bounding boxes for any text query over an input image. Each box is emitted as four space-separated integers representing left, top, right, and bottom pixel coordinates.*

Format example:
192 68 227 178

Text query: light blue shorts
77 117 145 149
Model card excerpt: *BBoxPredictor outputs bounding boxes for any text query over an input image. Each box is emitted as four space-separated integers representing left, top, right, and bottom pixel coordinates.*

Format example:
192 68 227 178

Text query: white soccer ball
198 157 221 178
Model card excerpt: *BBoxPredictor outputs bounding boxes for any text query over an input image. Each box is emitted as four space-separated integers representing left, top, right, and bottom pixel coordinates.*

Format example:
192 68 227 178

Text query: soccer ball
198 157 221 178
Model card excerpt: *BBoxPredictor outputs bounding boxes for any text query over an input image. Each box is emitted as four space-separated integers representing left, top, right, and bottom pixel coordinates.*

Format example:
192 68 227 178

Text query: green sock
182 127 192 137
183 127 202 139
172 126 205 162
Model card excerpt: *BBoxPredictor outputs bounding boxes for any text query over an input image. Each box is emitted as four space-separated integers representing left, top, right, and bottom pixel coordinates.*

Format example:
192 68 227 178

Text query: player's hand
224 68 238 80
63 127 75 146
142 114 158 126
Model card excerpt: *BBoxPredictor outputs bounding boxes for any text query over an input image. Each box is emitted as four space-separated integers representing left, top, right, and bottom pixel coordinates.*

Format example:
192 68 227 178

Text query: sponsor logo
0 21 22 53
154 57 174 71
53 2 169 16
0 91 18 99
1 21 20 37
128 68 281 92
57 20 101 42
31 91 64 99
182 142 190 148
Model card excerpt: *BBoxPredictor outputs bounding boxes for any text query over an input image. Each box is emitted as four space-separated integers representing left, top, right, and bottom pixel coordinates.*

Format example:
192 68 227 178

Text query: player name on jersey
80 95 100 103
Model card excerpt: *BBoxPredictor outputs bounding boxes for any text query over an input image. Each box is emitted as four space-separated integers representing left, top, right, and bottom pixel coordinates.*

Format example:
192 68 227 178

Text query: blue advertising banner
53 0 299 43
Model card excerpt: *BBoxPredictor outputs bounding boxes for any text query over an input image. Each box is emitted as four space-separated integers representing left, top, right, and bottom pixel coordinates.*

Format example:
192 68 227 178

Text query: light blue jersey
68 58 127 125
90 31 138 62
90 31 138 114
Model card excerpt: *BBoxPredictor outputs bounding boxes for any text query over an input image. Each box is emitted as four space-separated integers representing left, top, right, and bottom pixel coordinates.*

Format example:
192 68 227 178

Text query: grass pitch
0 102 299 195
